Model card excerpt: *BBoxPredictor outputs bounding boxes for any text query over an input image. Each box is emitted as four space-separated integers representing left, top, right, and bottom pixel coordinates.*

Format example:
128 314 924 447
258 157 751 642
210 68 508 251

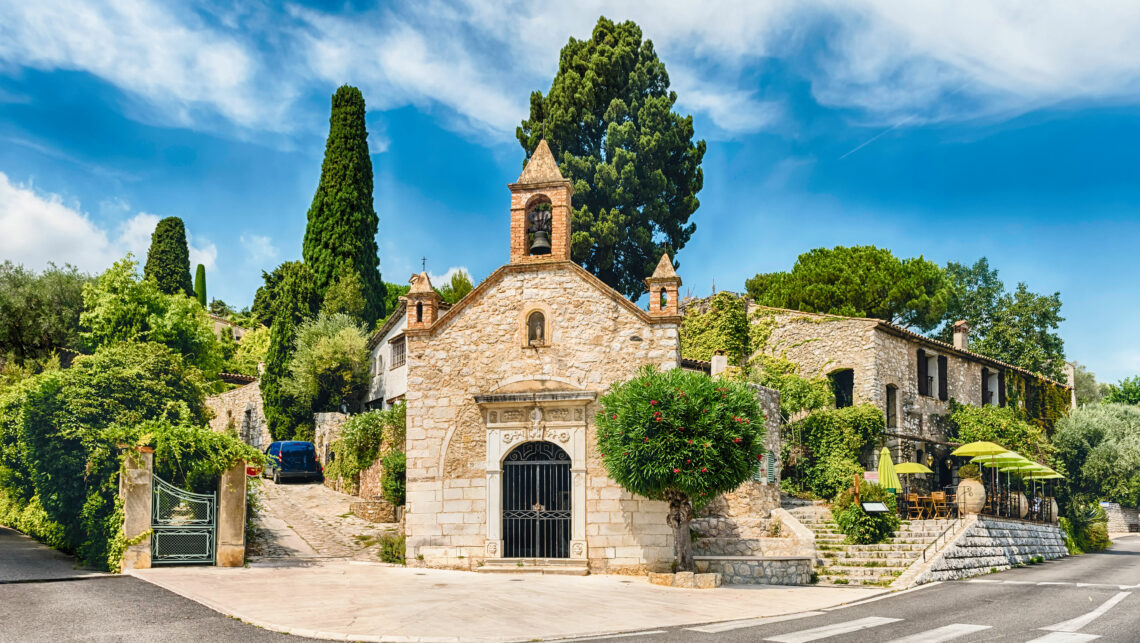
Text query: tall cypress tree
260 261 320 440
144 217 194 296
302 85 385 326
194 264 207 308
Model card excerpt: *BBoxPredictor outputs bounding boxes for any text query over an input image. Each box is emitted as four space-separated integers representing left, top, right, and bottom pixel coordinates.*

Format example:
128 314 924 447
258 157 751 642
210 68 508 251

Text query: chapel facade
402 141 685 573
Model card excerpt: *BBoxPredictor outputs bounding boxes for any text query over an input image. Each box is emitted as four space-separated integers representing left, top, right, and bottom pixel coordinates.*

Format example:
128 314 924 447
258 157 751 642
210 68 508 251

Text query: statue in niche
527 311 545 346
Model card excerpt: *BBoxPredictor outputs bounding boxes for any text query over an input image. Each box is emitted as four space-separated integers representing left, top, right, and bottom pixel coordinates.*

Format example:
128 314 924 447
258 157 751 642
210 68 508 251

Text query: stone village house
750 305 1073 490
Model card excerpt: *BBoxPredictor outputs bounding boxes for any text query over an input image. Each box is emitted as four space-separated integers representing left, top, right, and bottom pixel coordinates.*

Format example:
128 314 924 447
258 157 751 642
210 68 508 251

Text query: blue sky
1 2 1139 384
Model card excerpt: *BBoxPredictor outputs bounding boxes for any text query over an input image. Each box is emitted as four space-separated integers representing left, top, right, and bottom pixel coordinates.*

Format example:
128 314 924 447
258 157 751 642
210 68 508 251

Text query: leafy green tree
382 282 411 321
225 326 270 377
1072 363 1103 406
80 257 223 377
208 299 234 317
746 246 948 332
143 216 194 296
251 265 288 327
302 85 386 325
936 259 1003 342
284 313 370 415
947 401 1054 465
0 262 88 363
517 17 706 300
596 367 764 571
194 264 207 307
1054 404 1140 508
973 284 1065 381
435 270 474 305
320 268 366 319
1102 376 1140 406
784 405 883 500
260 262 320 440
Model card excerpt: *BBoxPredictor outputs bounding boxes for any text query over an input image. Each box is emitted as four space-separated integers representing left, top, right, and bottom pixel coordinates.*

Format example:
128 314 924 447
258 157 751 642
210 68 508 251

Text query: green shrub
832 482 899 544
1060 502 1111 554
378 531 405 564
380 450 406 506
325 404 405 495
786 405 884 500
958 464 981 480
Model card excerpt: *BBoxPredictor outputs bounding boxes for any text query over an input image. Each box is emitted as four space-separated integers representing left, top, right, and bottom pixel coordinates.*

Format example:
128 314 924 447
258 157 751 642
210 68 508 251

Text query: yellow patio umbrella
950 441 1006 457
878 447 901 493
895 462 934 474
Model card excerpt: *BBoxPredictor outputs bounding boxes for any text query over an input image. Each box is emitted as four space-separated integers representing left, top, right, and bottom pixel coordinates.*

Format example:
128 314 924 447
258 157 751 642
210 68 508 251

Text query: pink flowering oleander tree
596 366 765 571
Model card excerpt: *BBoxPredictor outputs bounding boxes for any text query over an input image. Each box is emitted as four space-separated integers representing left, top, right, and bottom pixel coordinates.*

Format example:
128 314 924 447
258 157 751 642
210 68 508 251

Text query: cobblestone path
248 479 399 561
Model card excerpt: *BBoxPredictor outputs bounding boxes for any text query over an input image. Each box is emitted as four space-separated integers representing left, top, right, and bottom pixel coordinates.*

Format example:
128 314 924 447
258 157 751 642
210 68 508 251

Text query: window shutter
917 349 928 396
938 355 949 401
981 367 990 405
767 451 777 485
998 371 1006 406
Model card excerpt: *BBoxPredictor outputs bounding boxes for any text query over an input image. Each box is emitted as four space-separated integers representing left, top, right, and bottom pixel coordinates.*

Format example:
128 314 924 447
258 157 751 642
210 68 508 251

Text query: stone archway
502 441 571 558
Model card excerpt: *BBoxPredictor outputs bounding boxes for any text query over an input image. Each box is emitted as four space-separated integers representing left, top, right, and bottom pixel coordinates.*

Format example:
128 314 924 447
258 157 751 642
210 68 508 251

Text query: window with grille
391 337 406 368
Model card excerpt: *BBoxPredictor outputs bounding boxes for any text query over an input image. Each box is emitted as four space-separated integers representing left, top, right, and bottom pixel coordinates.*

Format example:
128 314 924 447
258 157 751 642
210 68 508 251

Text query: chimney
952 320 970 351
710 349 728 377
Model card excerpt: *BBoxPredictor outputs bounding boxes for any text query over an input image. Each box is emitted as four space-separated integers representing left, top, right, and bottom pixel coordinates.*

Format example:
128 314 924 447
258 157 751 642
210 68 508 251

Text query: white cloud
0 172 214 274
239 234 278 266
428 266 473 287
5 1 1140 138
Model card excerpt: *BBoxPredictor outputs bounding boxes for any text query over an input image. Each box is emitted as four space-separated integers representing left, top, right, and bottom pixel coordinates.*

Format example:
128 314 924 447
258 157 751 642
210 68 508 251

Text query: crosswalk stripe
883 624 992 643
685 612 825 634
1026 633 1101 642
1042 591 1130 632
764 616 902 642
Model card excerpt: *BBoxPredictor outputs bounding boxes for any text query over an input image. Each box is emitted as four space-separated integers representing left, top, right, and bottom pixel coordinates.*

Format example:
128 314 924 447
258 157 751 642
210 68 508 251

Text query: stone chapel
402 140 687 574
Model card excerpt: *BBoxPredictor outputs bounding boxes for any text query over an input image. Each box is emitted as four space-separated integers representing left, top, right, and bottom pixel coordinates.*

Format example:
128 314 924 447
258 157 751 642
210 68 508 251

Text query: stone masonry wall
694 557 813 586
1102 502 1139 533
405 262 680 573
915 517 1068 584
206 382 270 450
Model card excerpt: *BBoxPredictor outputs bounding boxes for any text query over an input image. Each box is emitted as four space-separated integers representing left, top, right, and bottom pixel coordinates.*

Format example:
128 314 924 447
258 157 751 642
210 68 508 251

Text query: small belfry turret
508 140 573 264
645 253 681 318
406 272 442 330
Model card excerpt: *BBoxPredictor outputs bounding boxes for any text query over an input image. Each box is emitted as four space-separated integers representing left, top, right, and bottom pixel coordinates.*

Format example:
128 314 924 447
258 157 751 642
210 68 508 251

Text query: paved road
588 536 1140 643
0 526 312 642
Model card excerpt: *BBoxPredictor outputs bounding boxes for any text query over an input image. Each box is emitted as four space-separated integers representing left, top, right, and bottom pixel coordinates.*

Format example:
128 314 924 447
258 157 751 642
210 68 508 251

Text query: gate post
119 446 154 570
215 462 247 567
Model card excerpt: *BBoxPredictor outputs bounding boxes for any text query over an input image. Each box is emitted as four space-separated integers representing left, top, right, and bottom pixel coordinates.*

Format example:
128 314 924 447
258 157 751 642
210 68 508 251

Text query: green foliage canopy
320 268 366 319
0 261 88 363
260 262 320 441
746 246 948 332
143 216 194 296
436 270 474 305
1102 376 1140 406
225 325 270 377
1053 404 1140 507
302 85 385 325
1071 363 1102 406
284 313 370 415
517 17 706 300
784 405 884 501
679 292 752 365
381 450 406 507
832 482 899 544
80 257 223 378
325 404 405 495
946 402 1054 465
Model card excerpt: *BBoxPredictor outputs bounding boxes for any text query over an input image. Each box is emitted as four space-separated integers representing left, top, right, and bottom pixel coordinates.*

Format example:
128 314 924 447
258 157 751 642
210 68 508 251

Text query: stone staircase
477 558 589 575
787 505 951 587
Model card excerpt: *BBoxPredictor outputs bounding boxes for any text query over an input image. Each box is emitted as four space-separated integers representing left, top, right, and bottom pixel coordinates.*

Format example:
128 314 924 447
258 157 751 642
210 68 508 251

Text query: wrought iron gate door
503 441 571 558
151 475 216 565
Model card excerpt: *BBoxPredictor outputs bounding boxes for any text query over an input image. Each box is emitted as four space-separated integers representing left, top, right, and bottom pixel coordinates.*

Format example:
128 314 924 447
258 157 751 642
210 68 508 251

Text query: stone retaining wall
1102 502 1138 533
694 556 814 586
913 516 1068 585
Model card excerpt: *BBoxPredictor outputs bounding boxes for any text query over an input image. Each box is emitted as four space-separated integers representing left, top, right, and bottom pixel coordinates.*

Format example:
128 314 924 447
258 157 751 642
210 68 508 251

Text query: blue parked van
264 441 323 484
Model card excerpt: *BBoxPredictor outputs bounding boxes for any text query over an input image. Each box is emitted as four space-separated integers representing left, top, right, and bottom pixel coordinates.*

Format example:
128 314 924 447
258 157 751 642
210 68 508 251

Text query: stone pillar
215 463 247 567
119 447 154 571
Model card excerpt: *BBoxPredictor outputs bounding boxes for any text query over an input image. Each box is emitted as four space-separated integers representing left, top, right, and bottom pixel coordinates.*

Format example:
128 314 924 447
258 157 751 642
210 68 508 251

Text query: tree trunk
664 489 695 572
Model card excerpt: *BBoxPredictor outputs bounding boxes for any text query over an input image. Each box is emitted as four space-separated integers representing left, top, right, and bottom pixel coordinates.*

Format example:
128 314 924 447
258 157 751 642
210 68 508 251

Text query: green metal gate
151 475 216 565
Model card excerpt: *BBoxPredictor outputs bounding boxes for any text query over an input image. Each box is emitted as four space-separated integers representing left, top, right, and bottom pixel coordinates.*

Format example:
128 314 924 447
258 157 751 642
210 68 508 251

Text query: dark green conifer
144 217 194 296
194 264 207 308
260 261 320 440
302 85 385 325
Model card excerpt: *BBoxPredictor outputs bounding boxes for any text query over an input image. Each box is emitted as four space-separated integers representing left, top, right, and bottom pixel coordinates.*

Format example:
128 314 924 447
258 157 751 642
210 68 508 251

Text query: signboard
861 502 889 514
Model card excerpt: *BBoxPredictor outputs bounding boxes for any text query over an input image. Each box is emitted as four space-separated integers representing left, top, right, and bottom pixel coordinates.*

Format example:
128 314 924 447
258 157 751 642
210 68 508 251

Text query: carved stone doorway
502 441 571 558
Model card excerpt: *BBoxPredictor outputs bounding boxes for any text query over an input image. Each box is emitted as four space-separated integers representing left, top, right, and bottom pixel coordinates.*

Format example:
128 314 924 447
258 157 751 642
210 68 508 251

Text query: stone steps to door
478 558 589 575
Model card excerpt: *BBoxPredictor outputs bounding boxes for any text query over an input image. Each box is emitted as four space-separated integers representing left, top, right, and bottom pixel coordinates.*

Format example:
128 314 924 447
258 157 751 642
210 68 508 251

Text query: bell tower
509 140 573 264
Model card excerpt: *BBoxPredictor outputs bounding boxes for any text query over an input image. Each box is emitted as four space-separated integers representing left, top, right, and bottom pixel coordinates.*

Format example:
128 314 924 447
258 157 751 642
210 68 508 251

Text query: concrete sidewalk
0 526 106 583
131 561 884 642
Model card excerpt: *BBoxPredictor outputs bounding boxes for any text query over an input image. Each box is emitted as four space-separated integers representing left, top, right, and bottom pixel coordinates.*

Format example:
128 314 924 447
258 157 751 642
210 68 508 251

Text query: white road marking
1026 633 1101 642
685 612 824 633
966 579 1000 583
764 616 902 642
883 624 992 643
1041 591 1130 632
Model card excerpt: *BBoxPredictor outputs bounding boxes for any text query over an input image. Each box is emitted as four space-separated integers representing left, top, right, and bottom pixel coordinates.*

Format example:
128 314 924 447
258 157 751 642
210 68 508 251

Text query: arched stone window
527 311 546 346
416 302 423 323
659 287 668 311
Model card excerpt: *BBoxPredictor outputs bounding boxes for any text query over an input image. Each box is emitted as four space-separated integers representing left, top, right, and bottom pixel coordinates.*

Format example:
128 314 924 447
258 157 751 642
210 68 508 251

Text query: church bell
530 230 552 255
